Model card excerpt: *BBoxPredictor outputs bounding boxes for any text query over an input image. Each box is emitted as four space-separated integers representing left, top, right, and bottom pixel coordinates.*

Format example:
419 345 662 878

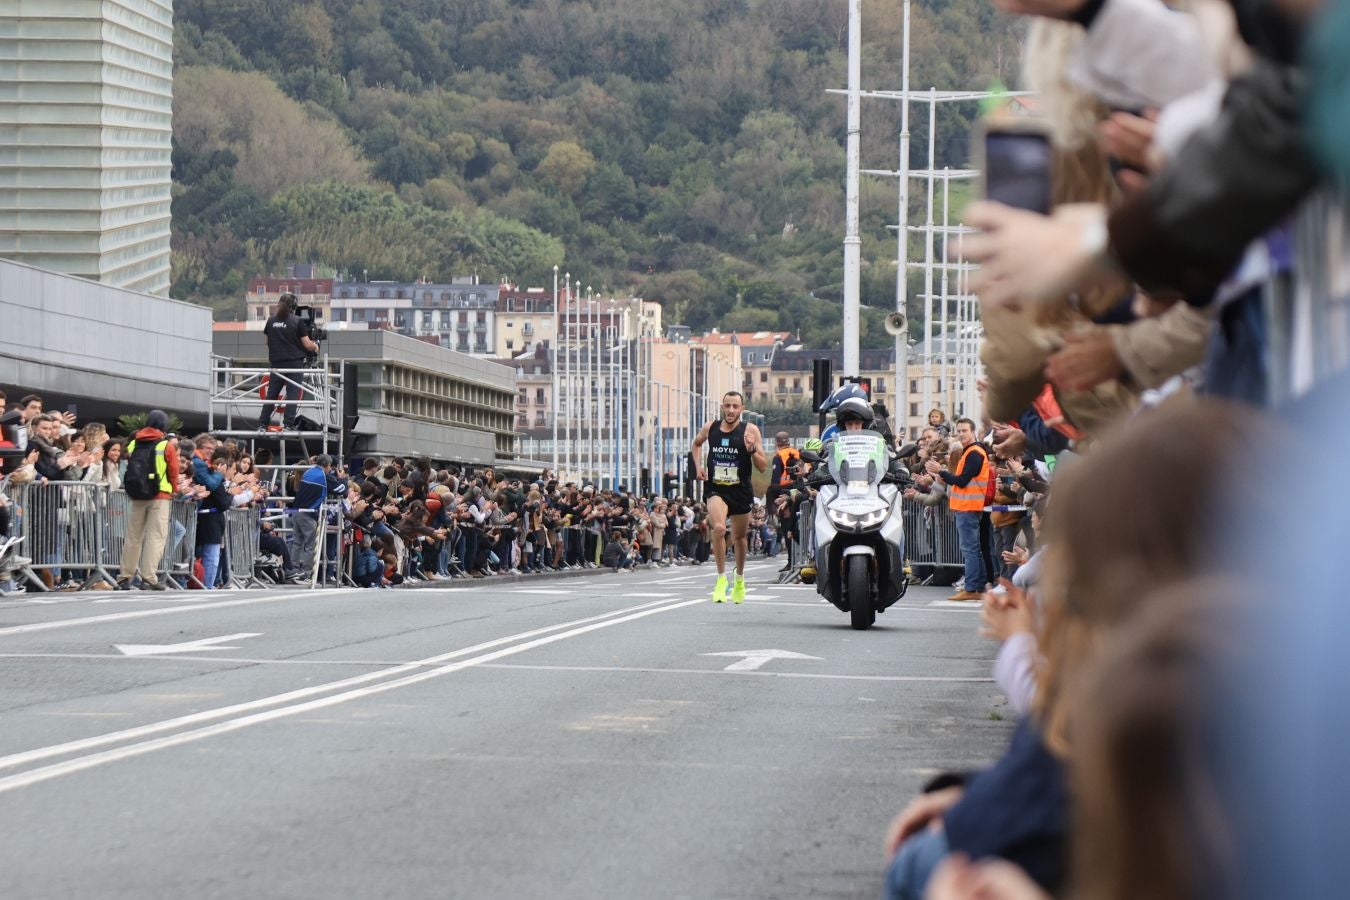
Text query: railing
9 483 202 590
1269 190 1350 403
224 507 262 588
0 482 362 592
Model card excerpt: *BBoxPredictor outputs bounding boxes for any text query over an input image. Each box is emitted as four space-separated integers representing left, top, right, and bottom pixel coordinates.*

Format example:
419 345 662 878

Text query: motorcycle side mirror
895 442 919 458
800 449 822 464
888 460 910 479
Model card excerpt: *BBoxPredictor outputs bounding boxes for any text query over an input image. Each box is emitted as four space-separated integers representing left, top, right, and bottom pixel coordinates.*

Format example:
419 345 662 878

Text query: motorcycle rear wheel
846 554 875 630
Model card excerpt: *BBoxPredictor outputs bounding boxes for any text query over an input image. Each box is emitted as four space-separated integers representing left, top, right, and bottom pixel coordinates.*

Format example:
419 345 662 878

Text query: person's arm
939 449 986 488
165 442 182 484
689 422 710 481
1109 59 1319 306
1017 409 1071 460
744 424 769 473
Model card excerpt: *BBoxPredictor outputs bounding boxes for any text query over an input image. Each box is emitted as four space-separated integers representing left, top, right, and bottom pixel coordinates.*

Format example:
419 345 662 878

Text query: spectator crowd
0 395 783 592
871 0 1350 899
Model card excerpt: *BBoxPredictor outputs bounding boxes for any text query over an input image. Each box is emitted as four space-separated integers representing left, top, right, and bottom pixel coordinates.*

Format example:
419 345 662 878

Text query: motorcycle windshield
830 432 887 496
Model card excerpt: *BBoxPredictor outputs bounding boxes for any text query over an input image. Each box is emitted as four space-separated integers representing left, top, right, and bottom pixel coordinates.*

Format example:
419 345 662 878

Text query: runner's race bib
713 462 738 486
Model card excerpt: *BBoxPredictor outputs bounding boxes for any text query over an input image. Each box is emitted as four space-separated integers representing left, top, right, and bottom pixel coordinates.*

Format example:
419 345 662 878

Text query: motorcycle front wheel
846 554 875 630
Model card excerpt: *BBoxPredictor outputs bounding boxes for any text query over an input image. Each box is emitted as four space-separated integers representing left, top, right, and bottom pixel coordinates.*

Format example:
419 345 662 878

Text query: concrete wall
0 257 212 416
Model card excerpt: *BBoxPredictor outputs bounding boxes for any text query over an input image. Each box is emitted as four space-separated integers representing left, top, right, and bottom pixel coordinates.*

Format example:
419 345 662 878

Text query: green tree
535 141 597 197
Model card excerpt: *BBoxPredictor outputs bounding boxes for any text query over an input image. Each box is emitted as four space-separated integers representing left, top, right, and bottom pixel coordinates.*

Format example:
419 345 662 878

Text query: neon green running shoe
731 575 746 605
711 574 729 603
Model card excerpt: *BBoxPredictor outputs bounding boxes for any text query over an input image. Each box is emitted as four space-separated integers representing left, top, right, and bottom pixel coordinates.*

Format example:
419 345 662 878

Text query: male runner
691 391 769 604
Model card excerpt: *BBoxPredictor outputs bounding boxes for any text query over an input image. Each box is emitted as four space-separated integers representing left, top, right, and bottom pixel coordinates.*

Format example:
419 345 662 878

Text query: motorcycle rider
691 391 769 604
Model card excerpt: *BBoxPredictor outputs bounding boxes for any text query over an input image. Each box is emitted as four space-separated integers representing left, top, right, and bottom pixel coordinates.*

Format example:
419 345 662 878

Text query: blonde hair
1022 20 1109 152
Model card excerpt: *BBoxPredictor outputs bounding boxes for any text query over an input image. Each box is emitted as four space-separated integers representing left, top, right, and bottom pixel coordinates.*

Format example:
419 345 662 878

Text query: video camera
295 305 328 344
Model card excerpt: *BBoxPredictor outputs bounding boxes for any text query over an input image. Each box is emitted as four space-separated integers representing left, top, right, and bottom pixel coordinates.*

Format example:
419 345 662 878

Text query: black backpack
124 439 166 500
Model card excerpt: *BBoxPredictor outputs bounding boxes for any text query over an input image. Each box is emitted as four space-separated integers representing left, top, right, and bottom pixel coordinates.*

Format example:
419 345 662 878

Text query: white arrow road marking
114 633 262 657
701 649 823 672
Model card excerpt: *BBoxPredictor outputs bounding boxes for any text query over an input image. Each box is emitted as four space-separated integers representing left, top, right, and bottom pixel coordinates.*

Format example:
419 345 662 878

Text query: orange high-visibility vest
775 447 800 486
949 443 991 513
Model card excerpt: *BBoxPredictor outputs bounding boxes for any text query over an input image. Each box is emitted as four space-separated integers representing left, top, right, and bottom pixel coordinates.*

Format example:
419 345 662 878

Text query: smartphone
65 403 77 417
975 119 1054 215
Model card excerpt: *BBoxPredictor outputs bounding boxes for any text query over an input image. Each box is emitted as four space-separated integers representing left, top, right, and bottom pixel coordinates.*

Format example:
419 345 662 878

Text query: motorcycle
801 434 916 629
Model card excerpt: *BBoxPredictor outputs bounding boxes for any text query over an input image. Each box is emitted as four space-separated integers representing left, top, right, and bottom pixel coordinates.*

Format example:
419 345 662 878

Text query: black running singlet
706 419 752 489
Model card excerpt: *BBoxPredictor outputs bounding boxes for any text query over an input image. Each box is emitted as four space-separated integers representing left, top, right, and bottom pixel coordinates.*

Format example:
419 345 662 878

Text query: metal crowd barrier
9 482 112 589
902 502 965 570
224 507 262 588
160 496 199 588
775 498 814 584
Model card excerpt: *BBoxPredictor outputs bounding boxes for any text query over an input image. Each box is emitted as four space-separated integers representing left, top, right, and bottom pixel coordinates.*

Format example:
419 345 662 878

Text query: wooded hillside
172 0 1022 343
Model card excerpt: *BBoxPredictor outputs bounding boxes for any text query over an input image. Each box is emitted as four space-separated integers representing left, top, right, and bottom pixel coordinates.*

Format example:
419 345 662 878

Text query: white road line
0 591 360 638
622 592 677 598
927 600 984 609
0 597 699 793
482 663 995 683
509 589 575 595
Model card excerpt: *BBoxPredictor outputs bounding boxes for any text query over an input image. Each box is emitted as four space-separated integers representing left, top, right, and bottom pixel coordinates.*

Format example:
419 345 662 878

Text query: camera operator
258 292 318 431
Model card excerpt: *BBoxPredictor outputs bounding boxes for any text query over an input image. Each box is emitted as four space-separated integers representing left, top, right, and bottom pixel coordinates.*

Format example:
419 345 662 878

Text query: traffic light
811 358 832 411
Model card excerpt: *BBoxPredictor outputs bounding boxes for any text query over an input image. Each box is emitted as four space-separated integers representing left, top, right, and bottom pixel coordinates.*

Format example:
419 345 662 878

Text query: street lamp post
551 264 559 475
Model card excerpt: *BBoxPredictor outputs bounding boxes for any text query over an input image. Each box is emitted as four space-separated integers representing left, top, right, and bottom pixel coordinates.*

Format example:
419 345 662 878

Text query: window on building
910 379 918 394
331 309 346 322
506 340 514 351
506 321 514 328
759 372 767 383
778 398 786 408
379 290 389 299
876 378 886 394
910 403 919 418
440 311 450 327
421 312 432 327
351 308 365 322
792 378 800 390
255 306 265 318
535 388 545 403
777 378 786 390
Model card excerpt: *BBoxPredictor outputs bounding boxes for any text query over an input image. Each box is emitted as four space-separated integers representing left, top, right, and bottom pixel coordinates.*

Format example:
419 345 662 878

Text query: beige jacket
980 303 1139 439
1108 301 1213 390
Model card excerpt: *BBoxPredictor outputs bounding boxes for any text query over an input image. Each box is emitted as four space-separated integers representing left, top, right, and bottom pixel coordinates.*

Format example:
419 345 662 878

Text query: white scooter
802 433 915 629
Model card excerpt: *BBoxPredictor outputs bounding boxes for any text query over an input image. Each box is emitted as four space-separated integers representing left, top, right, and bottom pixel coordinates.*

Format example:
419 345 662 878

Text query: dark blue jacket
191 454 225 491
942 719 1068 891
1017 408 1071 459
292 465 330 511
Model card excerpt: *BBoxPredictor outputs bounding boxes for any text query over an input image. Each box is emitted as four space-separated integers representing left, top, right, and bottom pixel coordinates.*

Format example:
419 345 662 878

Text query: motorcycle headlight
826 506 888 530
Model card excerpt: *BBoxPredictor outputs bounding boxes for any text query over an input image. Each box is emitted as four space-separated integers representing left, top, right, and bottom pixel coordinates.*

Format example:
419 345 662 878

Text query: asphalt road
0 560 1011 900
